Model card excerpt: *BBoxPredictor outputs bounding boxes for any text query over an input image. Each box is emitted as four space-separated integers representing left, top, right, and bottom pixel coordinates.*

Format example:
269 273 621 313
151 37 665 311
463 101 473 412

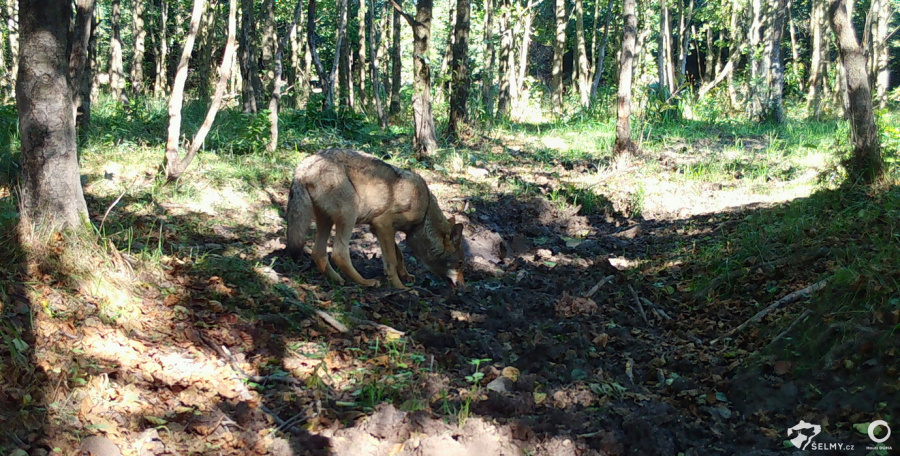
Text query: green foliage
645 83 683 123
0 104 19 183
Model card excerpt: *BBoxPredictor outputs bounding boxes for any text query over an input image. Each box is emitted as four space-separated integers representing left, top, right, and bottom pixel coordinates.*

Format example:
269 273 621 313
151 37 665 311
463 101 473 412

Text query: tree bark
807 0 826 117
288 6 308 108
131 0 146 95
369 0 387 128
551 0 566 113
390 0 438 156
339 2 352 108
870 0 891 108
163 0 205 181
355 0 368 109
18 0 88 230
267 0 303 152
574 0 589 107
390 0 402 116
154 0 168 96
676 0 693 86
447 0 470 141
70 0 96 136
196 2 216 100
828 0 883 184
6 0 19 90
261 0 276 80
332 0 349 107
481 0 495 117
748 0 786 122
496 0 511 116
109 0 125 102
787 2 802 93
514 1 533 108
240 0 262 112
614 0 636 156
590 0 613 103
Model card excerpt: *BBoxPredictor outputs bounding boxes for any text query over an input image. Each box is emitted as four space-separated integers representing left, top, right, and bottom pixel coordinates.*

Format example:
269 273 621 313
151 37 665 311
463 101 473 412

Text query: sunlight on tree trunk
356 0 368 109
807 0 826 118
590 0 613 104
551 0 565 114
496 0 511 117
574 0 590 108
869 0 891 108
614 0 637 156
109 0 125 103
163 0 205 181
5 0 18 90
154 0 168 96
70 0 96 137
828 0 883 185
267 0 304 152
369 0 387 128
131 0 146 95
240 0 262 112
18 0 88 230
390 0 403 116
481 0 495 118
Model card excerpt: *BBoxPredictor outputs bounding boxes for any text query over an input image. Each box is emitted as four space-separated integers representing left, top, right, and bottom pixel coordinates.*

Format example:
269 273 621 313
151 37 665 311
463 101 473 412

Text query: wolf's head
407 201 467 289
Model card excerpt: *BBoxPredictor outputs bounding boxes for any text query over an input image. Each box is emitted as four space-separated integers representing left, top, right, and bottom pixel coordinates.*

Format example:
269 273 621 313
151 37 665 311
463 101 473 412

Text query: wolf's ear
450 222 464 246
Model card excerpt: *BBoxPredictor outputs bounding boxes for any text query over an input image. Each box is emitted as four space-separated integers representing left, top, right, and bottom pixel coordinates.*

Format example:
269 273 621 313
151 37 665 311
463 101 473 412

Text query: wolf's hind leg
312 214 344 284
331 221 379 287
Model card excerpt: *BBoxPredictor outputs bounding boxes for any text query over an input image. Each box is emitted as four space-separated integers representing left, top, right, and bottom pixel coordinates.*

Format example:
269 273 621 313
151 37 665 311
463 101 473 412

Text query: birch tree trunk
162 0 205 180
828 0 883 184
614 0 637 156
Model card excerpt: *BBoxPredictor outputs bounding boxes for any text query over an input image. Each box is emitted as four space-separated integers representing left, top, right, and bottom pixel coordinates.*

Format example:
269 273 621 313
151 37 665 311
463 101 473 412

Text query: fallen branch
314 309 350 333
584 275 615 298
694 247 830 300
627 285 649 325
727 278 829 337
642 298 673 320
346 316 406 338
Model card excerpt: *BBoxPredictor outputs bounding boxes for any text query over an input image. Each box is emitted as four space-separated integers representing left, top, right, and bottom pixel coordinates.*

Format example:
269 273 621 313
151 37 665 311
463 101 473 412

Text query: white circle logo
868 420 891 443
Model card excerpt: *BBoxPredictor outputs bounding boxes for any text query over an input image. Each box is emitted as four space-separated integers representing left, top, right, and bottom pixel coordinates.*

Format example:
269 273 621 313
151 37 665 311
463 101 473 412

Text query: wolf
286 149 466 289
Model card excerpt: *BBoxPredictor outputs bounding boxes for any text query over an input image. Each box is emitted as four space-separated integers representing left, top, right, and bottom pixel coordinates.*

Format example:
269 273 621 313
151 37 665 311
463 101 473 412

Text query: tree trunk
70 0 96 136
828 0 883 184
261 0 276 81
6 0 19 89
590 0 613 102
870 0 891 108
332 0 349 107
390 0 402 116
748 0 786 122
369 0 387 128
496 0 511 116
288 7 308 108
355 0 368 109
657 0 666 91
109 0 125 102
676 0 693 86
196 2 216 100
163 0 205 180
131 0 146 95
166 0 236 179
574 0 589 107
551 0 565 113
514 3 532 108
434 2 456 107
614 0 636 156
787 2 802 93
481 0 495 117
447 0 470 141
339 6 352 108
267 0 304 152
240 0 262 112
807 0 825 117
154 0 168 96
18 0 88 230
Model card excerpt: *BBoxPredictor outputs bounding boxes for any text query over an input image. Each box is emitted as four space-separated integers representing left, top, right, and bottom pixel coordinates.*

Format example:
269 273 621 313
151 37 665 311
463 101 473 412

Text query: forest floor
1 106 898 455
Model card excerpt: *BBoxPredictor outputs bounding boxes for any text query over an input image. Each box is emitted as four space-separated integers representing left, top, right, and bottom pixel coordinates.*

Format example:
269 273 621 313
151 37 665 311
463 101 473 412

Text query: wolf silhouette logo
787 420 822 449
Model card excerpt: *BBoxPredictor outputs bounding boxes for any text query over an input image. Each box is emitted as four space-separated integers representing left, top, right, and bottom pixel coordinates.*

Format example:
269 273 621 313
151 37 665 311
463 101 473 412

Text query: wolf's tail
286 177 313 260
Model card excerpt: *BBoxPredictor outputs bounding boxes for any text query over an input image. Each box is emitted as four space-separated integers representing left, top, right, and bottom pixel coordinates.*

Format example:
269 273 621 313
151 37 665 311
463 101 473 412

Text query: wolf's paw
359 278 380 287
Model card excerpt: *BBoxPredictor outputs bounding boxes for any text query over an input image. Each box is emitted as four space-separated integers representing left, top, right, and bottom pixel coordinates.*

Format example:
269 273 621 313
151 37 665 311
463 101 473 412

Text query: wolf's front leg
331 223 380 287
372 222 409 289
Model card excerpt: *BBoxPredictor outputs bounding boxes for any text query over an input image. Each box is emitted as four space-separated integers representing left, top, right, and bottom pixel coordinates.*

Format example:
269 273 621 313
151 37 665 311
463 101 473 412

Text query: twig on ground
275 404 314 433
627 285 649 324
314 309 350 333
584 275 615 298
694 247 830 300
766 308 813 348
346 316 406 338
642 298 673 320
727 278 829 337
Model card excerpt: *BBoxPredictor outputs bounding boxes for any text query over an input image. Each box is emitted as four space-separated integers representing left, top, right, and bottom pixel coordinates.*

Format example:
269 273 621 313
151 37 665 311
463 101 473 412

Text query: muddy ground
4 166 890 456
